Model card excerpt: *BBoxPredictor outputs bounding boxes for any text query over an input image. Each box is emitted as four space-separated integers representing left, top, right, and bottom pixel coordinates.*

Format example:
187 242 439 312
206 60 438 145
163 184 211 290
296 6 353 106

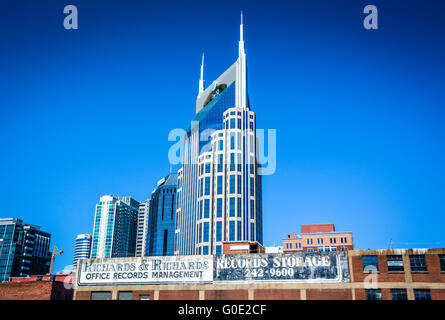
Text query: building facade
73 234 91 269
146 174 177 256
136 200 150 257
90 195 140 259
73 248 445 300
283 223 353 253
175 13 263 256
0 218 51 282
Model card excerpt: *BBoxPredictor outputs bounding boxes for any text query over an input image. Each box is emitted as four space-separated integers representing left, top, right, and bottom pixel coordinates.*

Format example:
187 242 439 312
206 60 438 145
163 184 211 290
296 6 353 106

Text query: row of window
90 288 433 301
362 254 445 272
366 289 431 300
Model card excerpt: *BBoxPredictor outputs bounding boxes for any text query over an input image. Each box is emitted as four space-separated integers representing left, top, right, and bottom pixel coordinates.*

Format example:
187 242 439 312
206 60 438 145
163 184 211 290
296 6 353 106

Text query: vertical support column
199 290 205 300
402 254 414 300
248 289 254 300
300 289 306 300
111 290 118 300
154 290 160 300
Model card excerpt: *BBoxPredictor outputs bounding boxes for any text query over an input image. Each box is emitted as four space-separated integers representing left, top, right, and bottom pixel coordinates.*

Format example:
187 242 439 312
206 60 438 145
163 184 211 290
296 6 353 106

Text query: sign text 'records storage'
76 252 350 286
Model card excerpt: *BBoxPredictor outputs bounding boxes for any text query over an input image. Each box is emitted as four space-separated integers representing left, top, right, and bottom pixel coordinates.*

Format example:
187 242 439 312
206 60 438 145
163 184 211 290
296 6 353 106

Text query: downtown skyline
1 0 444 272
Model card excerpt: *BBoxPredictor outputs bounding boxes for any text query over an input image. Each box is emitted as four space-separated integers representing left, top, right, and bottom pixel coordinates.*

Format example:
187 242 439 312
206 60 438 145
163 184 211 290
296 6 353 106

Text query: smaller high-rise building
0 218 51 282
90 195 140 259
136 200 150 257
146 174 177 256
282 223 354 253
72 234 91 269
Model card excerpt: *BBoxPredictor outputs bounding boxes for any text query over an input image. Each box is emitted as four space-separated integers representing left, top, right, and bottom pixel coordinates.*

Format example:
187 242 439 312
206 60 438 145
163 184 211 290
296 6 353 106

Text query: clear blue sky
0 0 444 272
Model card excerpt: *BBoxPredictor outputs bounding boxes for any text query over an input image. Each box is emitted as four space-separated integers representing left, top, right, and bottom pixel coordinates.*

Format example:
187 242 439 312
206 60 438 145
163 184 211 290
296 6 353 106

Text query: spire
198 53 205 98
239 11 245 53
236 11 247 109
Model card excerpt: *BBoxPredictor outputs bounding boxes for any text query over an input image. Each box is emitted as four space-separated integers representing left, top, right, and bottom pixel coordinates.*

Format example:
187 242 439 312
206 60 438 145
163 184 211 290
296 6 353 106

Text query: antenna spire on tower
198 52 205 98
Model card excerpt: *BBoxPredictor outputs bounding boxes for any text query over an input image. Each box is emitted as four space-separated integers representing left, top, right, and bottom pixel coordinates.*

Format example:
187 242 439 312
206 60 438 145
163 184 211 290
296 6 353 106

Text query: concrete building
175 13 262 256
283 223 353 253
146 174 177 256
136 200 150 257
90 195 140 259
0 218 51 282
73 234 91 269
73 248 445 300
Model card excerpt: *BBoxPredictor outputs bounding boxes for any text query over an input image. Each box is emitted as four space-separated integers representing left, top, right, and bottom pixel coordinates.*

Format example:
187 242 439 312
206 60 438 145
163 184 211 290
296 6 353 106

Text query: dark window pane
387 255 404 272
366 289 381 300
414 289 431 300
391 289 407 300
409 255 427 272
362 255 378 272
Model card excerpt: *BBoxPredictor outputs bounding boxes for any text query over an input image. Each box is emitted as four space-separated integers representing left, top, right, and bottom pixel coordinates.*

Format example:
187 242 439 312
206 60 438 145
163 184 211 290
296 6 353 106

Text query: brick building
283 224 354 253
73 247 445 300
0 274 74 300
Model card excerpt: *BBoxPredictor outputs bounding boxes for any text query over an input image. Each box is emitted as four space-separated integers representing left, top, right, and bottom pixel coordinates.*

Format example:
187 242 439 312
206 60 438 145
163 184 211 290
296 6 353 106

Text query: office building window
414 289 431 300
366 289 382 300
439 255 445 271
250 200 255 219
237 198 241 217
230 134 235 150
229 198 235 217
229 221 235 241
230 118 235 129
250 178 254 196
91 291 111 300
230 175 235 193
203 222 209 242
387 255 404 272
362 255 378 272
219 140 223 151
237 221 241 241
203 246 209 255
391 289 407 300
237 175 241 194
409 255 427 272
250 222 255 240
118 291 133 300
204 199 210 219
139 295 150 300
217 176 223 195
230 153 235 171
215 245 222 255
218 154 223 172
216 221 222 242
216 198 222 218
204 177 210 195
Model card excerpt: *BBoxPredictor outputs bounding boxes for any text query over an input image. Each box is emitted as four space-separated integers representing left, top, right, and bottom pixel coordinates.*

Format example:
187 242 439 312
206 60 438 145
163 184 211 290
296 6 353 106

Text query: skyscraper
175 13 263 255
136 200 150 257
146 173 177 256
0 218 51 282
72 233 91 269
90 195 140 259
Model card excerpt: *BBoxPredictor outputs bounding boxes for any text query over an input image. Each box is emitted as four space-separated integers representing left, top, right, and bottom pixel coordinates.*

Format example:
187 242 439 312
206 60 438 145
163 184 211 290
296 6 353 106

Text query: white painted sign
77 255 213 285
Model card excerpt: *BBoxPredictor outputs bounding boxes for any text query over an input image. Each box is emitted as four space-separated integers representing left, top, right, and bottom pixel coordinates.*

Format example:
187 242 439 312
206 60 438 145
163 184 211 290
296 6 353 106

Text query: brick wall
254 289 300 300
159 290 199 300
0 281 53 300
205 290 248 300
306 289 352 300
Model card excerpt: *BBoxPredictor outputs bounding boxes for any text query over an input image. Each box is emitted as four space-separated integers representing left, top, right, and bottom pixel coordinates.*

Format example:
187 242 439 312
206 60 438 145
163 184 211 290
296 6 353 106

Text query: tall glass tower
72 233 91 269
175 13 263 255
146 173 177 256
0 218 51 282
90 195 140 258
